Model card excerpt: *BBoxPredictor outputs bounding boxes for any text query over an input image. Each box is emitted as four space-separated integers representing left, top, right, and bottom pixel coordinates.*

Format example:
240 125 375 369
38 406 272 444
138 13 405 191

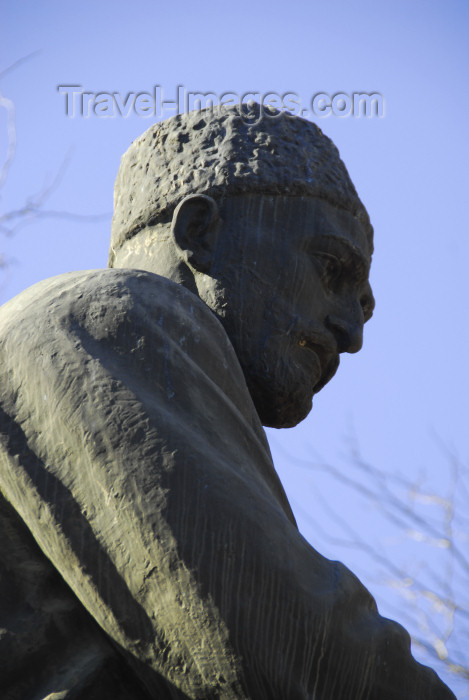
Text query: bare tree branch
281 435 469 691
0 55 110 259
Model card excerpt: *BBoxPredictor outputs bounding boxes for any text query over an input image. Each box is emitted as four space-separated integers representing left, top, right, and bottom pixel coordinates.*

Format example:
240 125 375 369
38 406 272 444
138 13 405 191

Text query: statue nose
325 314 363 354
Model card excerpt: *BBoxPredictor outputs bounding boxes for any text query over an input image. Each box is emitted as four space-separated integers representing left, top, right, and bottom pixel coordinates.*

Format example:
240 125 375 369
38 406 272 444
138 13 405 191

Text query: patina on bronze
0 105 455 699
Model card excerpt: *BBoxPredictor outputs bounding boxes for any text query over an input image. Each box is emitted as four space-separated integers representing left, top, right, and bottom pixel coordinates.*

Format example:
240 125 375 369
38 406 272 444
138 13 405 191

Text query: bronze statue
0 105 455 698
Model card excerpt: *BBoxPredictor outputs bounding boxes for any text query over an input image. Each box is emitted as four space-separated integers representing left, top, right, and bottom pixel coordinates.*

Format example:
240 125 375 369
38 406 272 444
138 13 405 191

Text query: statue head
109 104 374 428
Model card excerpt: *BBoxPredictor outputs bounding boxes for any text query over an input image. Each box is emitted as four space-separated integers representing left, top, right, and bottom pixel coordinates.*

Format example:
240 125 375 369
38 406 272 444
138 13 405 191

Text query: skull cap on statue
109 103 373 265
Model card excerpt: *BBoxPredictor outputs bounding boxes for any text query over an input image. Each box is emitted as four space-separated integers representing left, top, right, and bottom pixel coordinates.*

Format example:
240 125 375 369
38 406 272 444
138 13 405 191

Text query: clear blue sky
2 1 468 695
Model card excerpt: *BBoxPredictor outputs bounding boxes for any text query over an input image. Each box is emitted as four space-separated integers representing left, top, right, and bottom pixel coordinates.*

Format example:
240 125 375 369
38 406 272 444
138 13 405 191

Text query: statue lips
312 350 340 393
297 334 340 394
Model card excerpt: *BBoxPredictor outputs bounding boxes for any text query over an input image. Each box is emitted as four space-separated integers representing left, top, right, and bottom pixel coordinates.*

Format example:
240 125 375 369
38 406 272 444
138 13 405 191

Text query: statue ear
171 194 220 273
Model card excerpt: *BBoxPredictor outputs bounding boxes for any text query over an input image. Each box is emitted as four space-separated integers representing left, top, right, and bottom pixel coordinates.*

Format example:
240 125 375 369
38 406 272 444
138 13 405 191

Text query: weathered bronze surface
0 105 455 698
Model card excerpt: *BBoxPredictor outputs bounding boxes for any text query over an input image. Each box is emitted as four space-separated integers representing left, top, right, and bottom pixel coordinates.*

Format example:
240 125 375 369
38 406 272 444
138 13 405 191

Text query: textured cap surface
110 104 372 260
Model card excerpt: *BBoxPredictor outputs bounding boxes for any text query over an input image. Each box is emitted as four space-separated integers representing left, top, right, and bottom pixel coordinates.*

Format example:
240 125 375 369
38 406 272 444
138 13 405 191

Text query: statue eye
313 253 342 291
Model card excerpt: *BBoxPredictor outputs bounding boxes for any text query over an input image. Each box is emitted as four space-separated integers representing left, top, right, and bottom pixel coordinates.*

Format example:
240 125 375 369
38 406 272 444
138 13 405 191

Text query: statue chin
263 403 313 430
239 339 340 428
246 375 314 429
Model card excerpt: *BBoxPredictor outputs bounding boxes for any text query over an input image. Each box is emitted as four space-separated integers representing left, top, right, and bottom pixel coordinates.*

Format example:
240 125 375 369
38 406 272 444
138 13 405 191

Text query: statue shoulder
0 268 214 331
0 266 264 440
0 268 235 373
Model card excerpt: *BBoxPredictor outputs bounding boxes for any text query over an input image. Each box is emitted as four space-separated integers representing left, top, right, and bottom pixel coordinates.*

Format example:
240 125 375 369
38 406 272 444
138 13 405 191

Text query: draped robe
0 269 454 699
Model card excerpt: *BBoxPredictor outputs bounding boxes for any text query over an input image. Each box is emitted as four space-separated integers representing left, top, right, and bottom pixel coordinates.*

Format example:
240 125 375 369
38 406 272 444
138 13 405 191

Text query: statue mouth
285 318 339 393
312 352 340 392
297 336 339 393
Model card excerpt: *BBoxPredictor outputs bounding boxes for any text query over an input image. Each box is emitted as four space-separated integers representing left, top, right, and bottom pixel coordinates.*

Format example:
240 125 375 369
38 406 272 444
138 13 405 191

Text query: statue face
209 195 374 428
